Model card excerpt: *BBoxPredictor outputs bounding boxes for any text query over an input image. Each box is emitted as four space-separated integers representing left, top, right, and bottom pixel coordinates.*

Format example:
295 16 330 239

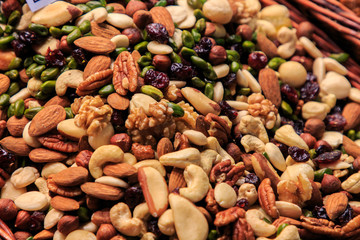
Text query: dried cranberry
219 100 238 120
288 146 310 162
147 218 162 237
124 186 144 209
315 141 333 155
293 119 304 135
111 110 126 132
11 40 30 57
248 51 267 70
144 69 169 89
19 31 37 45
72 48 87 66
325 114 346 131
29 211 45 232
222 73 236 87
146 23 169 44
306 73 317 83
170 63 193 81
45 49 66 67
314 151 341 164
0 148 15 169
331 105 343 114
244 173 260 187
338 205 353 225
234 133 243 147
300 80 319 102
236 198 249 210
280 84 299 105
313 206 328 219
194 37 213 59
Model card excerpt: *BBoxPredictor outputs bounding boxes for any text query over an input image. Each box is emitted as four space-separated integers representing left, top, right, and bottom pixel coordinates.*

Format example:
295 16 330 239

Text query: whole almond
91 22 121 39
29 148 67 163
81 182 124 201
51 196 80 212
74 36 116 54
52 167 89 187
103 163 137 178
256 33 278 59
44 96 71 107
28 105 66 137
0 137 32 156
6 116 29 137
33 229 55 239
342 102 360 131
258 68 281 108
343 136 360 158
168 167 186 192
324 192 348 221
150 7 175 37
84 55 112 80
0 74 10 95
157 137 174 158
107 93 130 110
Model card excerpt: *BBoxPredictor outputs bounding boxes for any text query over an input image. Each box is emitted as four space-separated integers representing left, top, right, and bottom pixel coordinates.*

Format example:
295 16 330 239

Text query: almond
342 102 360 131
157 137 174 158
0 74 10 95
28 105 66 137
343 135 360 158
51 196 80 211
103 163 137 178
107 93 130 110
150 7 175 37
44 96 71 107
91 22 121 39
81 182 124 201
168 167 186 192
29 148 67 163
324 192 348 221
52 167 89 187
6 116 29 137
74 36 116 55
33 229 55 240
0 136 32 156
256 33 278 59
258 68 281 108
84 55 111 80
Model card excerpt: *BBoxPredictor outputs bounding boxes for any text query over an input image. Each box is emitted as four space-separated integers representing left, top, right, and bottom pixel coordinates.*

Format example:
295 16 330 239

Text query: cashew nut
274 125 309 151
238 115 269 143
206 137 234 164
200 149 221 175
158 209 175 236
55 70 84 96
88 145 124 179
140 232 157 240
27 78 42 96
159 148 201 168
241 135 266 153
238 183 258 206
277 41 296 59
265 143 286 172
281 163 314 182
88 123 114 149
179 164 209 202
134 160 166 177
256 20 277 40
257 225 300 240
1 180 26 201
245 209 277 237
133 202 151 221
34 177 51 202
110 202 146 237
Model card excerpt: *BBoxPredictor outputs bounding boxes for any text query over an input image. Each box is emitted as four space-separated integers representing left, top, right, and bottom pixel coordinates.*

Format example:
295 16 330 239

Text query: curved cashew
206 137 234 164
238 183 258 206
157 209 175 236
238 115 269 143
55 70 84 96
134 160 166 177
277 41 296 59
159 148 201 169
257 225 300 240
274 125 309 151
245 209 277 237
265 143 286 172
133 202 151 221
88 145 124 179
179 164 209 202
256 20 277 40
276 27 297 59
200 149 221 175
241 135 265 153
110 202 146 237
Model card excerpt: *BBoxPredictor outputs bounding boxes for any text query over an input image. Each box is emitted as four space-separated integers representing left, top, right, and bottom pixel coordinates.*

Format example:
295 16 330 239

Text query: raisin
194 37 213 59
312 206 328 220
45 49 66 68
170 63 193 81
236 198 249 210
19 31 38 45
325 114 346 131
288 146 310 162
219 100 238 120
29 211 45 232
313 151 341 164
280 84 299 105
222 72 236 87
146 23 169 44
144 69 169 89
338 205 353 225
247 51 267 70
300 80 319 102
124 186 144 209
72 48 87 66
147 218 163 238
11 40 30 57
244 173 260 187
0 148 15 169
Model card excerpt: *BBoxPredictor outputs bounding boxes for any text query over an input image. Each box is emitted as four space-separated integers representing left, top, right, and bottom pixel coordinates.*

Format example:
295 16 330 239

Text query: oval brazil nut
28 105 66 137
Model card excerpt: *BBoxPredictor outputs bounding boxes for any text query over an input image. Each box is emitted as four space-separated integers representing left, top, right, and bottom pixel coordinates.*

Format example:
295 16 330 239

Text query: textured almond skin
52 167 89 187
103 163 137 178
157 137 174 158
6 116 29 137
74 36 116 54
91 22 121 39
0 74 10 94
168 167 186 192
0 137 32 156
343 136 360 158
258 68 281 108
84 55 112 80
28 105 66 137
107 93 130 110
342 102 360 131
325 192 348 221
81 182 124 201
29 148 67 163
150 7 175 37
51 196 80 211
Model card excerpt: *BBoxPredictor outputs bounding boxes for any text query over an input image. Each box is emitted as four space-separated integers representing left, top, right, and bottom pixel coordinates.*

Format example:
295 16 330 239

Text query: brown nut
107 3 125 14
14 231 32 240
110 133 132 152
290 56 313 72
294 43 306 56
97 224 117 240
226 143 242 163
0 199 18 221
153 54 171 72
131 143 155 160
304 118 325 139
300 133 316 149
6 116 29 137
1 0 21 17
321 174 341 194
157 137 174 158
91 209 111 226
125 0 147 17
353 157 360 171
204 22 216 36
209 45 227 65
133 10 153 29
236 24 253 41
314 140 332 152
15 210 31 230
57 215 79 235
296 21 315 39
75 150 93 168
122 28 142 45
59 36 72 53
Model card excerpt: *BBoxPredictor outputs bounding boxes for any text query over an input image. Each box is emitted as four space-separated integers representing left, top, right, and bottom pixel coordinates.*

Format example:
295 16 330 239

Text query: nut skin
57 215 79 235
304 118 326 139
133 10 153 29
122 28 142 45
110 133 132 152
131 143 155 160
314 140 332 152
14 231 32 240
226 143 242 163
321 174 341 194
75 150 93 168
15 210 31 230
96 224 117 240
125 0 147 17
236 24 253 41
296 21 315 39
294 43 306 56
204 22 216 36
153 54 171 72
291 55 313 72
353 157 360 171
91 209 111 226
300 133 316 149
0 199 17 221
209 46 227 65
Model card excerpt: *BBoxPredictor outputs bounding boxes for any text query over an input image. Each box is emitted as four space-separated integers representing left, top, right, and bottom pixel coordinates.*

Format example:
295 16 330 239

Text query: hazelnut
86 195 100 211
300 133 316 149
133 10 153 29
226 143 242 163
290 56 313 72
110 133 132 152
107 3 125 14
75 150 93 168
131 143 155 160
296 21 315 39
236 24 253 41
14 231 32 240
1 0 22 17
122 28 142 45
153 54 171 72
174 132 191 150
59 36 72 53
110 236 127 240
321 174 341 194
209 45 227 65
19 69 30 83
294 43 306 56
204 22 216 36
15 210 31 230
304 118 325 139
125 0 147 17
57 215 79 235
353 157 360 171
91 209 111 226
96 224 117 240
0 199 17 221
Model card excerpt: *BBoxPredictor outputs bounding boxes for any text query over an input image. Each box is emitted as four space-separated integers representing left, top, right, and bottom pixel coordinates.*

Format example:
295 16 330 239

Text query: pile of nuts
0 0 360 239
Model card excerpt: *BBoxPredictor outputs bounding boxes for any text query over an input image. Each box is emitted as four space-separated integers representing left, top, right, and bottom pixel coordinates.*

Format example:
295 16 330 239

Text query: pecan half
232 218 255 240
342 215 360 233
204 113 231 146
300 216 343 238
258 178 279 219
205 188 219 215
75 150 93 168
214 207 245 227
209 160 244 186
38 134 78 153
47 176 82 197
113 51 139 95
76 69 113 96
272 216 302 228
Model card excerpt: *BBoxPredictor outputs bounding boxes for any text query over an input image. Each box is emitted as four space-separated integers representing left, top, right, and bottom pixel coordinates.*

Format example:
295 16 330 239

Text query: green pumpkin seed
268 57 286 70
28 23 48 36
281 100 293 115
8 10 21 26
138 55 152 67
226 50 240 62
67 28 82 45
170 52 182 64
182 30 195 48
31 65 46 78
203 63 217 80
329 53 349 63
191 56 208 70
76 4 91 13
191 77 205 88
40 68 59 81
26 63 38 77
242 40 255 52
86 1 103 9
134 41 149 53
193 9 205 20
65 107 74 119
40 81 56 94
140 66 155 78
24 57 33 68
204 83 214 100
230 61 241 73
195 18 206 32
79 20 91 34
191 28 201 42
33 55 46 65
180 47 197 59
7 103 15 118
276 224 288 236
